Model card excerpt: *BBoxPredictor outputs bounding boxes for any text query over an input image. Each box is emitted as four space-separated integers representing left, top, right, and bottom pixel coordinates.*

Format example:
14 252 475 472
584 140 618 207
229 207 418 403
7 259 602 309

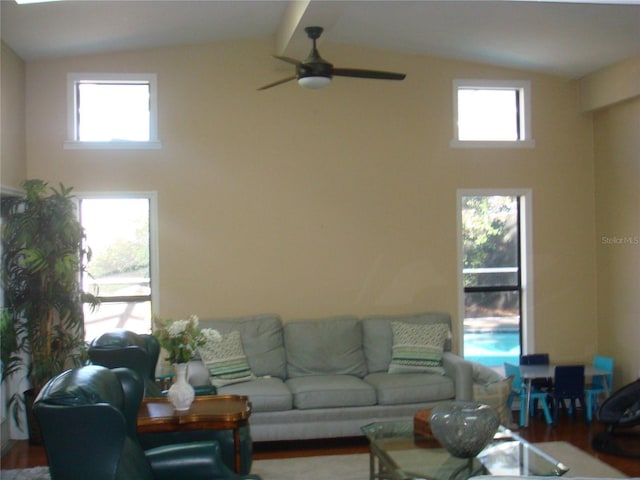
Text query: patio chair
520 353 553 392
551 365 586 426
505 362 553 426
584 355 614 422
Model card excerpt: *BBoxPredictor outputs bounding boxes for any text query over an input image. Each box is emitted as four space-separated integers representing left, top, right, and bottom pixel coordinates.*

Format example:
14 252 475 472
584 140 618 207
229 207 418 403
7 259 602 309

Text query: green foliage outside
462 195 518 287
88 219 149 278
82 200 150 297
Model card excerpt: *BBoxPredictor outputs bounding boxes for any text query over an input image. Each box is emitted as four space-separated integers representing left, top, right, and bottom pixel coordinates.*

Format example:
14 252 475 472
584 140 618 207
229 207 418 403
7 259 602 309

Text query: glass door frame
456 188 535 360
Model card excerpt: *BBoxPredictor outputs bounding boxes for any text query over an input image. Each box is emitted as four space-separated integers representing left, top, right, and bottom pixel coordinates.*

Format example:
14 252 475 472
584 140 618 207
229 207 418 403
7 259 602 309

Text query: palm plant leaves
1 179 97 426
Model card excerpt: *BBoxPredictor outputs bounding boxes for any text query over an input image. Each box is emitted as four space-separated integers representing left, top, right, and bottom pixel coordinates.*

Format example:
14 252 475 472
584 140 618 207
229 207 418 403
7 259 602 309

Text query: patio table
520 364 610 427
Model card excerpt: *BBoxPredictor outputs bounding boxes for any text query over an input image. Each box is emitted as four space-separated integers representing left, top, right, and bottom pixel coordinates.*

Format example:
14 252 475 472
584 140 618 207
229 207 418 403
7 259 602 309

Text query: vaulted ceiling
2 0 639 78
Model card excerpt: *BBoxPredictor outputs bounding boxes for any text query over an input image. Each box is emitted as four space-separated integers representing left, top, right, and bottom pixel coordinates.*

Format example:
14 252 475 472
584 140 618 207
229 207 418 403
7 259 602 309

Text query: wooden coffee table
137 394 251 473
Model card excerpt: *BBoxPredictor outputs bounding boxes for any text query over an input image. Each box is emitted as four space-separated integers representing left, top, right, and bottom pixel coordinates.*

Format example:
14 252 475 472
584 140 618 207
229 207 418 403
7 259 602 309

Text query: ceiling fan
258 26 406 91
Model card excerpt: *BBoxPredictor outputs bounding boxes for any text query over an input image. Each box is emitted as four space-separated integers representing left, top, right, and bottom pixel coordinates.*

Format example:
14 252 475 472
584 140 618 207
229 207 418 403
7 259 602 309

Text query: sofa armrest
442 352 473 401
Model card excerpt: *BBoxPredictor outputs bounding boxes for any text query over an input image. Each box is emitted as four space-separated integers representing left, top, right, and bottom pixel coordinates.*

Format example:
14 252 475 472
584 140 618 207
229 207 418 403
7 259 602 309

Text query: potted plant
1 179 97 442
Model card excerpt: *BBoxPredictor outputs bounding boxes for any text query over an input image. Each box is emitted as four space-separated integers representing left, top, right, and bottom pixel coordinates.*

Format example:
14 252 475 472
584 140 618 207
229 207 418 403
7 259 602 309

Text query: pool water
464 331 520 367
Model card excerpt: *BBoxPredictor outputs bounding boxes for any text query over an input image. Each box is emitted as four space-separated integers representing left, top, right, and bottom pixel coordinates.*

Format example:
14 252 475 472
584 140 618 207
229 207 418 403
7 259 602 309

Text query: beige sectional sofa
186 312 474 442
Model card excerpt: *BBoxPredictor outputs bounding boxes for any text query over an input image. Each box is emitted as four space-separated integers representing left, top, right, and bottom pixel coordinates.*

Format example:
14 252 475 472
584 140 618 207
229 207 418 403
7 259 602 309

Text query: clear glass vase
168 363 195 411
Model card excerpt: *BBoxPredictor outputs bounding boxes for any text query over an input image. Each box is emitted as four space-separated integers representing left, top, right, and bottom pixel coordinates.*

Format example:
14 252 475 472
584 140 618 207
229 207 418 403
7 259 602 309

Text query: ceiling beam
274 0 310 56
274 0 347 58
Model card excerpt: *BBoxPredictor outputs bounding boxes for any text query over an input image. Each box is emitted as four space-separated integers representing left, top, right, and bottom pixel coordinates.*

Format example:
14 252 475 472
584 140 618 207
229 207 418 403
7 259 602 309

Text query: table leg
524 379 532 427
602 373 610 397
369 450 375 480
233 427 241 473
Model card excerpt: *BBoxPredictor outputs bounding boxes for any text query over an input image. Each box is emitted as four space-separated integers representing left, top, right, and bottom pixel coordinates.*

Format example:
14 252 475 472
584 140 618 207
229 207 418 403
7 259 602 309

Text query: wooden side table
137 394 251 473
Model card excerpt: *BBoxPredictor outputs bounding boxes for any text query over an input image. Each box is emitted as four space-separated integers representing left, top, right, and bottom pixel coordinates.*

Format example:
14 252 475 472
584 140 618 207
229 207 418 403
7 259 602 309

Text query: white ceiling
2 0 639 78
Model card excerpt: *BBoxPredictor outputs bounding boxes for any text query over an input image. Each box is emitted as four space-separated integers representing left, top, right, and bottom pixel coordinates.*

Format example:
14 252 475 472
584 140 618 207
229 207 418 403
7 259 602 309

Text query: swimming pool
463 331 520 367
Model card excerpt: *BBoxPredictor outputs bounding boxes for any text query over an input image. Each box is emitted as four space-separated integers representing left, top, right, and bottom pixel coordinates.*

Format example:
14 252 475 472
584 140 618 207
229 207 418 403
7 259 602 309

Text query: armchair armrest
145 441 261 480
442 352 473 401
194 385 218 396
158 385 217 397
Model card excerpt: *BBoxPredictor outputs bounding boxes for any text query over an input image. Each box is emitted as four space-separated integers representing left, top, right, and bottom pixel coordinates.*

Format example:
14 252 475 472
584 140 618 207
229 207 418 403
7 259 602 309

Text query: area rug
0 466 50 480
252 453 368 480
252 443 629 479
535 442 626 478
0 442 628 479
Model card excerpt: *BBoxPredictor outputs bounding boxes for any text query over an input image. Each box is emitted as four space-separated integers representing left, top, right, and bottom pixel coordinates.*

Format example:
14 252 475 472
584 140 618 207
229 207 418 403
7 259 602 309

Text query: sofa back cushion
198 314 287 379
284 316 367 378
362 312 452 374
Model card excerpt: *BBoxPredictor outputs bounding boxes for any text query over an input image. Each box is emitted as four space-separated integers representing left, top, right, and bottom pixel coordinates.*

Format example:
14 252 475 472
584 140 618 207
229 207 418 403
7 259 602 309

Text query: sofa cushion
218 377 293 412
198 314 286 379
286 375 376 409
199 329 256 386
365 372 455 405
362 312 452 374
284 317 367 378
388 321 450 374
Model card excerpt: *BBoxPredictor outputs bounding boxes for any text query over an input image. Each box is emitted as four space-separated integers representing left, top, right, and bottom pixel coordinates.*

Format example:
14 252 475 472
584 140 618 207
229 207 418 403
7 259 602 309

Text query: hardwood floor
2 415 639 476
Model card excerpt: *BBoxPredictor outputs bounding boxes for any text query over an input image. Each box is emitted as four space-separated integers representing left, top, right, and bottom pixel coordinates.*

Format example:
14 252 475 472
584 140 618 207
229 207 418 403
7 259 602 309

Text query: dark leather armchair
88 329 164 396
88 330 217 397
88 330 249 473
33 365 261 480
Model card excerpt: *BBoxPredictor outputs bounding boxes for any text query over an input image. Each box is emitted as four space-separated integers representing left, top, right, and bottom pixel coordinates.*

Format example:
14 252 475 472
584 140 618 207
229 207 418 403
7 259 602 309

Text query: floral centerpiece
153 314 204 364
152 314 204 411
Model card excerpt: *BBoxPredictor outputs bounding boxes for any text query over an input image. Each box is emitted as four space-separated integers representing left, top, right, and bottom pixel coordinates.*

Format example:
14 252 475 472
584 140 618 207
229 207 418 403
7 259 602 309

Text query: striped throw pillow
388 321 450 374
199 329 255 386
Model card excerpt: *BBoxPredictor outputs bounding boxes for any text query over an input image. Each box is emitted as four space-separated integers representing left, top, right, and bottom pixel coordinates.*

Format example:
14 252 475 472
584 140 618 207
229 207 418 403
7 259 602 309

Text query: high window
457 190 534 366
65 73 161 149
78 194 158 341
451 79 534 148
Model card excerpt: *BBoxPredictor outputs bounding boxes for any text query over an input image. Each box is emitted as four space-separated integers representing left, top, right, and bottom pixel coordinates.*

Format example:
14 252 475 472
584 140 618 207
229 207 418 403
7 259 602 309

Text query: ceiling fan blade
333 68 406 81
257 75 297 91
273 55 301 66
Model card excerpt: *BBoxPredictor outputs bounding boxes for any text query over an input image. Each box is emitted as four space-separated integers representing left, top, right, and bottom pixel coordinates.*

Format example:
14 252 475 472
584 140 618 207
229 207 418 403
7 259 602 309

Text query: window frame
456 188 535 360
65 73 161 150
76 191 160 339
451 79 535 149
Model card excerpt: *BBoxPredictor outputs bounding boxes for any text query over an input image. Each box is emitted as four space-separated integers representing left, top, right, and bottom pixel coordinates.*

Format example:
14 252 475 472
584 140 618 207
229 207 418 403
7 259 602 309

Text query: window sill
450 139 536 149
64 141 162 150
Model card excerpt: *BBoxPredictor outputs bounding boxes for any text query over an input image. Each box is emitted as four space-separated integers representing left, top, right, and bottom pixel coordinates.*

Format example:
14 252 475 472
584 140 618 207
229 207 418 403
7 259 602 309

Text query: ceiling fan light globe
298 76 331 89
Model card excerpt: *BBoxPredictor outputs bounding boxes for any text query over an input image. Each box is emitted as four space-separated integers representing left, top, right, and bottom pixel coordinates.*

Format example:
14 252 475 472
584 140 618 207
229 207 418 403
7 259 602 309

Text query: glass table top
361 421 569 480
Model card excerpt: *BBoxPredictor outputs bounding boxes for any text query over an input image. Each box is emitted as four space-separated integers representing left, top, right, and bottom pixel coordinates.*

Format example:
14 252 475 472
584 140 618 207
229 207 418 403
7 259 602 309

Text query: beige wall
580 55 640 112
594 96 640 386
0 42 27 446
23 38 600 359
1 42 27 189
